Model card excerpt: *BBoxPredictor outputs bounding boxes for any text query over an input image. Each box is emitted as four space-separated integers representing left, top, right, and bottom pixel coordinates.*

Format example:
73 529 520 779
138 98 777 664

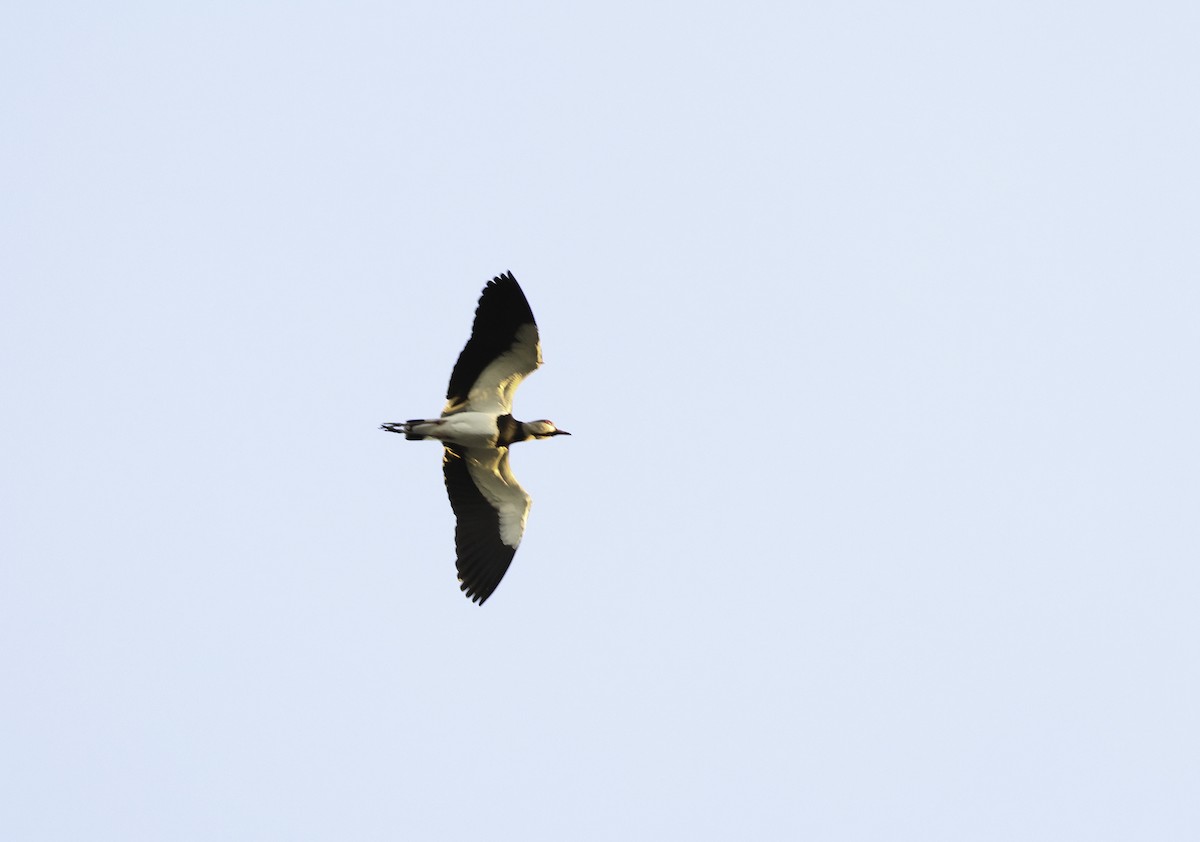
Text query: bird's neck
495 414 528 447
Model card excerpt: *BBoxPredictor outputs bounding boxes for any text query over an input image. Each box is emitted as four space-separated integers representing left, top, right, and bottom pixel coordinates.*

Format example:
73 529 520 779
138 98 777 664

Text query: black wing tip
459 567 504 604
480 270 527 303
473 270 532 314
456 554 512 605
483 271 532 313
461 580 492 605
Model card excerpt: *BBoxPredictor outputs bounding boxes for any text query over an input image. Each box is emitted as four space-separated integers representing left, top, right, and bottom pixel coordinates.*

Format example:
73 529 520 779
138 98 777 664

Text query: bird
381 271 570 604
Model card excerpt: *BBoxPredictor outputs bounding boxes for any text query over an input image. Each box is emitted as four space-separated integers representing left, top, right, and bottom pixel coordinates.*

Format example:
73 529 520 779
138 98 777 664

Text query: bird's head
523 420 571 439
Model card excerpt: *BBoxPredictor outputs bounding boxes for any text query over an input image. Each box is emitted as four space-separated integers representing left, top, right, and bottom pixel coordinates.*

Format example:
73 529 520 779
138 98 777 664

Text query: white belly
432 412 499 447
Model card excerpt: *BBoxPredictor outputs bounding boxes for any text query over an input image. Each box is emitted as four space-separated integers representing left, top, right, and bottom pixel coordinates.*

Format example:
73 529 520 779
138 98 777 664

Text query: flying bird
382 271 570 604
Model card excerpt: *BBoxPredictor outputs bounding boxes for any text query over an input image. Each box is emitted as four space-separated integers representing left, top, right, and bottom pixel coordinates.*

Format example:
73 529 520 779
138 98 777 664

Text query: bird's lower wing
442 445 532 604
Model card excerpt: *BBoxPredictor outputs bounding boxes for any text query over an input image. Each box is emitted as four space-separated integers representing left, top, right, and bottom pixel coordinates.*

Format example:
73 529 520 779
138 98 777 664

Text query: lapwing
382 271 570 604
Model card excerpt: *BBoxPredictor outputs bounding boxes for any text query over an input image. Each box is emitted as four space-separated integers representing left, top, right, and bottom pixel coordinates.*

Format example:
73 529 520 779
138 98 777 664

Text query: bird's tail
380 419 442 440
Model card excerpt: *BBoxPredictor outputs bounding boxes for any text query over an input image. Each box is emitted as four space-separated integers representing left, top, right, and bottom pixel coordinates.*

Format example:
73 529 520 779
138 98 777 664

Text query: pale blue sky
3 2 1198 840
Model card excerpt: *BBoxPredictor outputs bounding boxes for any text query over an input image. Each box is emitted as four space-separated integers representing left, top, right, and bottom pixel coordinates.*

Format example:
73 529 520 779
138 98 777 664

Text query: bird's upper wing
442 444 532 604
443 272 542 416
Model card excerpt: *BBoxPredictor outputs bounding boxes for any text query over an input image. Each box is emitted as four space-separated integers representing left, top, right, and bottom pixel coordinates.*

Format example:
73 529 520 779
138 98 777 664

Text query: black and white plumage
382 272 569 605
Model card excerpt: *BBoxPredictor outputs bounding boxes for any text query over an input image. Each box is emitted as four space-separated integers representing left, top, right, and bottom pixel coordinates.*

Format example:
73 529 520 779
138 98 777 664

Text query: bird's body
395 412 507 447
391 412 557 449
382 272 569 605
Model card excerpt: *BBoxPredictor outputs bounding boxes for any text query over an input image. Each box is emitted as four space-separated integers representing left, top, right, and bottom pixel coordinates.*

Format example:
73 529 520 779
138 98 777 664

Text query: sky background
3 2 1199 839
